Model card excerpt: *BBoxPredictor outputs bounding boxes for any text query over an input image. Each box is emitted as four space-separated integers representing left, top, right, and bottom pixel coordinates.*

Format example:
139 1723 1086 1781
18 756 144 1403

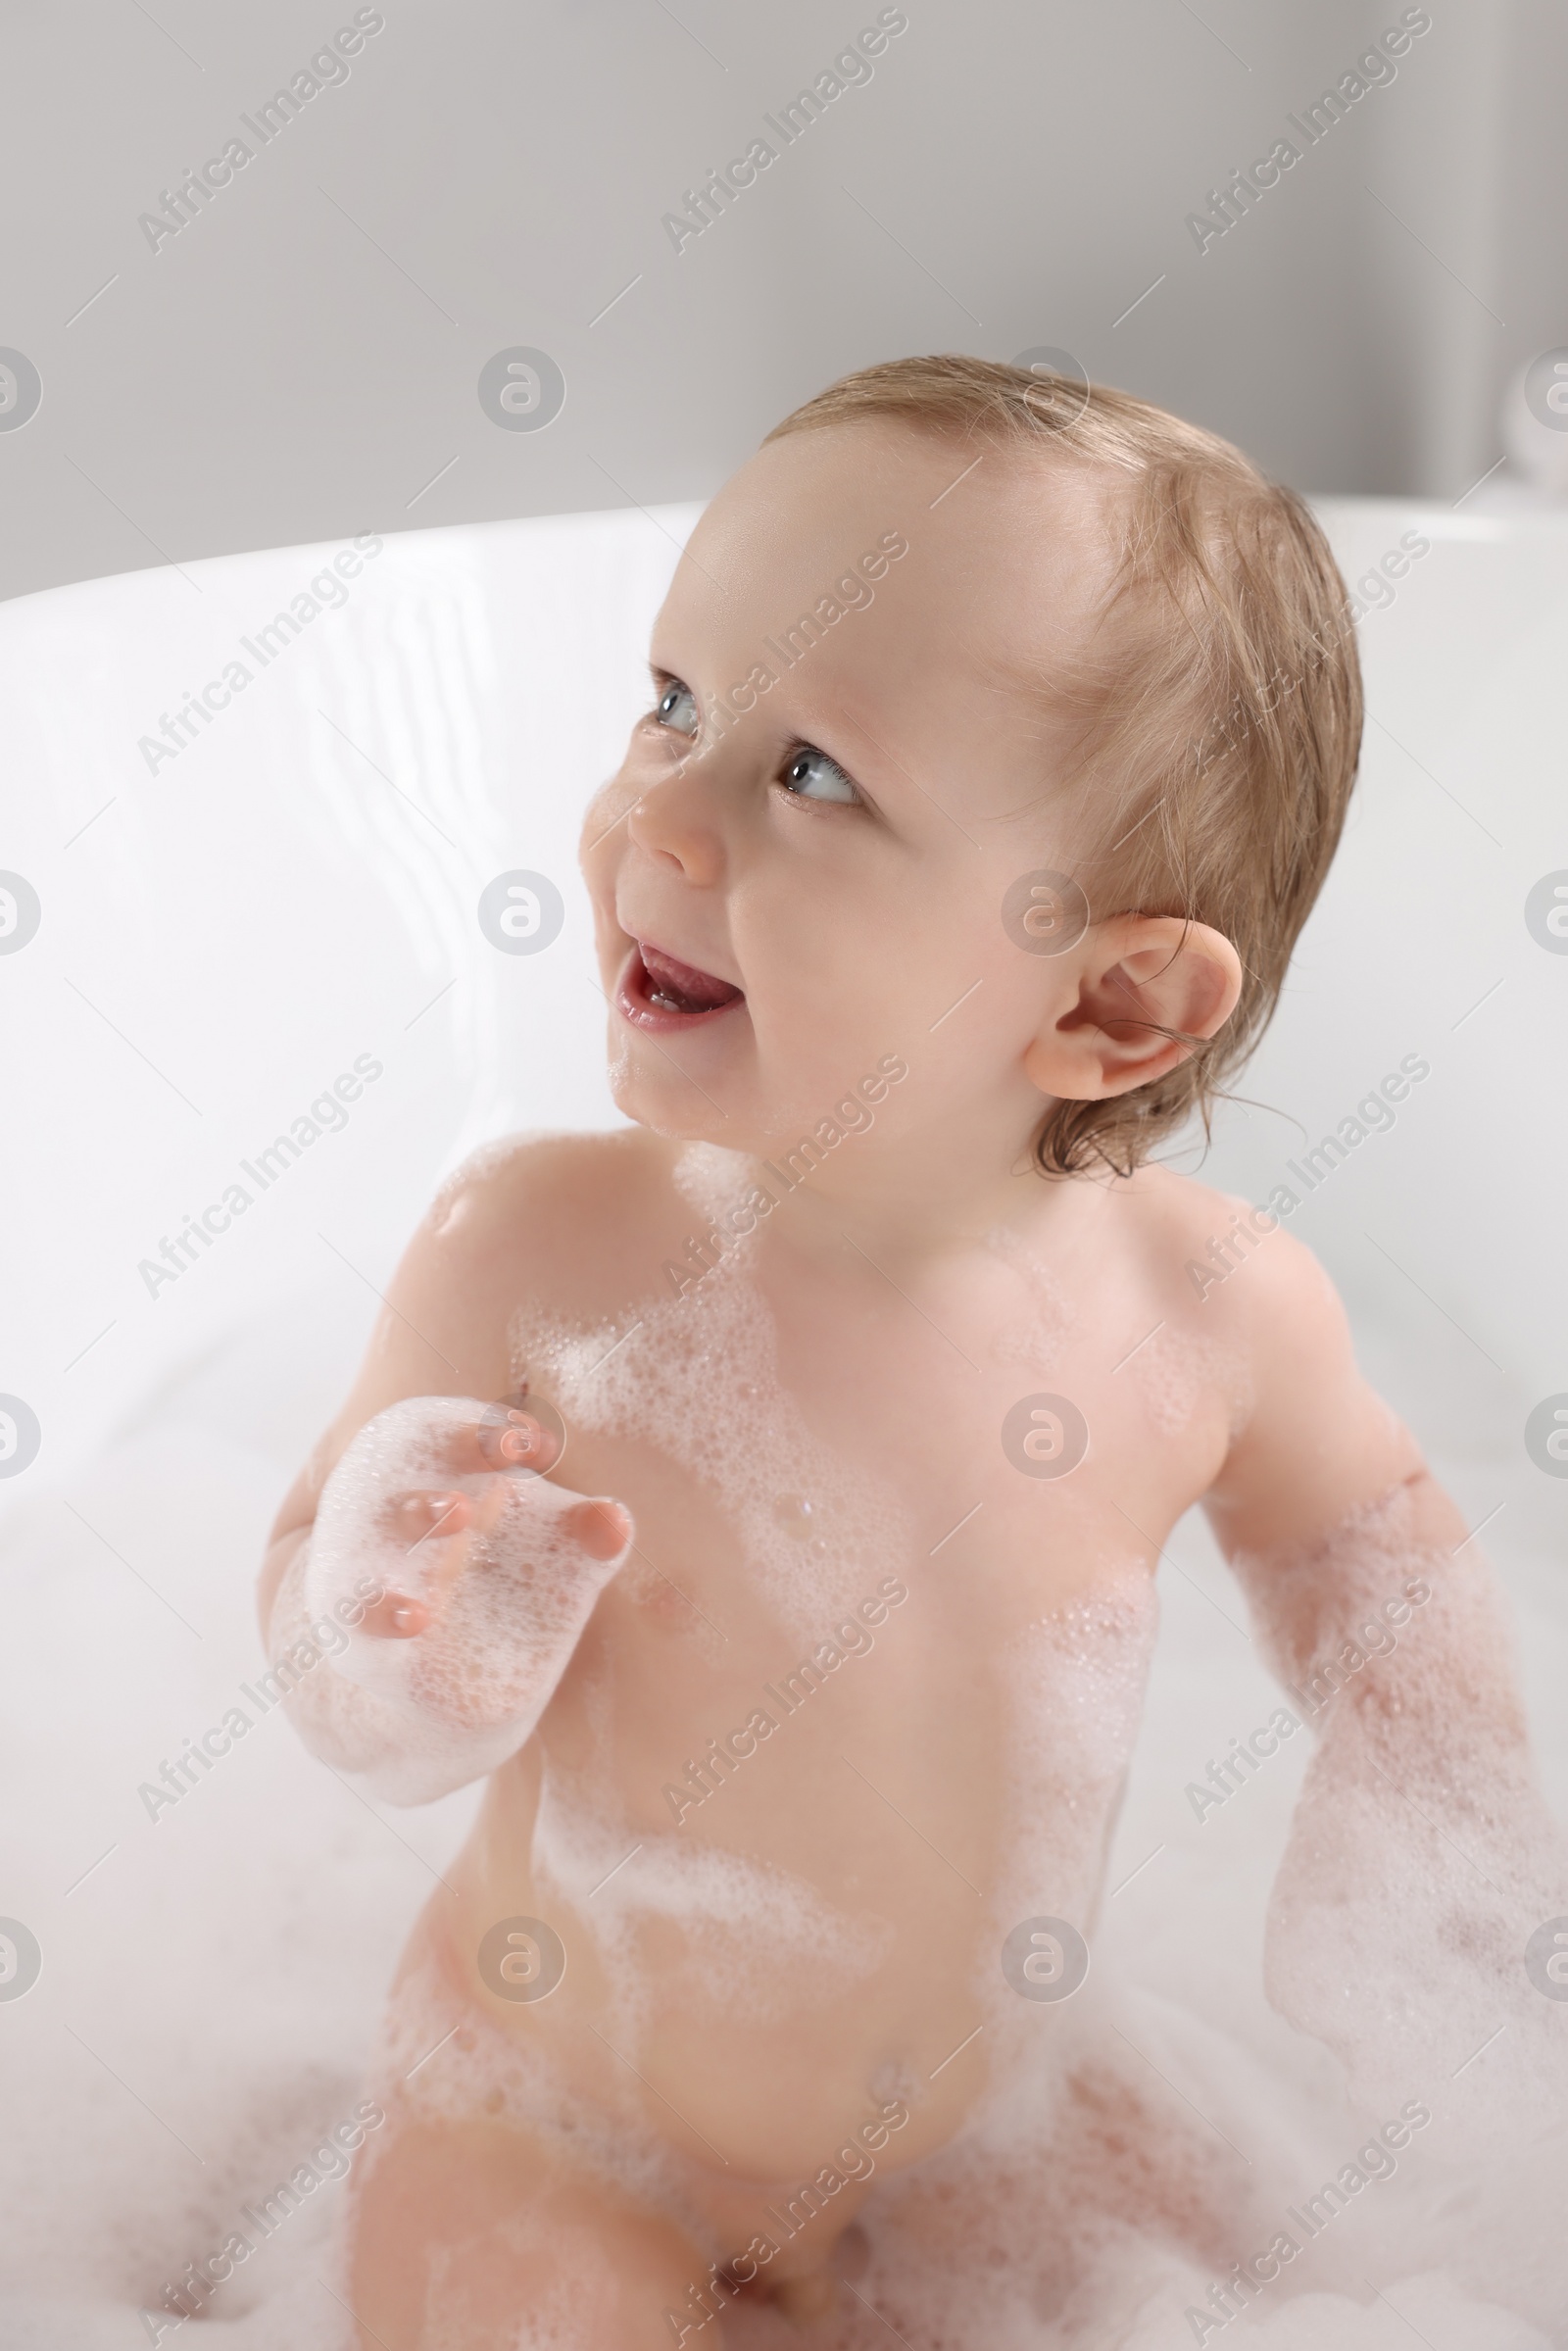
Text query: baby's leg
344 1916 719 2351
347 2107 705 2351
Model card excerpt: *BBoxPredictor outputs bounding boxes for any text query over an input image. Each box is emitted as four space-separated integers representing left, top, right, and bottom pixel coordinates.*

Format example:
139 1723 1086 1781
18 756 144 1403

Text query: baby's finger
359 1591 434 1641
388 1490 471 1546
563 1497 633 1562
370 1490 475 1638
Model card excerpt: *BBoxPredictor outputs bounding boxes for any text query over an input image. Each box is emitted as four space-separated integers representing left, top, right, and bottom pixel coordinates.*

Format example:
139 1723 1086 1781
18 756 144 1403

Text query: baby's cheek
578 779 635 890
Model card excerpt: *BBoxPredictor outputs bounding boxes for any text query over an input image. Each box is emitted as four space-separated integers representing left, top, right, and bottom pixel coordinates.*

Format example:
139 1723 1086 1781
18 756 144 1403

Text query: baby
258 357 1566 2349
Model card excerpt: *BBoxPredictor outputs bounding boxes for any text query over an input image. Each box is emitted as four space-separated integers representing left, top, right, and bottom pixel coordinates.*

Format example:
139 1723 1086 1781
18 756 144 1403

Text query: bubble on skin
511 1251 916 1639
1230 1481 1568 2146
1126 1320 1252 1441
971 1572 1161 2142
839 2071 1248 2351
121 1929 1566 2351
294 1396 631 1806
509 1249 1224 2146
298 1615 1562 2327
671 1139 756 1225
830 2168 1559 2351
985 1217 1256 1440
283 1174 1565 2333
984 1224 1084 1379
370 1943 707 2257
1001 1577 1159 1892
531 1763 895 2036
740 1998 1564 2351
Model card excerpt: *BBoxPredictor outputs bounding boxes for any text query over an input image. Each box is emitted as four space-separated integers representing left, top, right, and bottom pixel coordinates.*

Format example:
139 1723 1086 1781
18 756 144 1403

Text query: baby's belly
432 1563 1157 2184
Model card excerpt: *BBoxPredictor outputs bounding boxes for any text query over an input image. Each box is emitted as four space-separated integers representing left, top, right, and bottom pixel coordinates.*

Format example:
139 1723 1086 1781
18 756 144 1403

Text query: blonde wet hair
764 355 1363 1178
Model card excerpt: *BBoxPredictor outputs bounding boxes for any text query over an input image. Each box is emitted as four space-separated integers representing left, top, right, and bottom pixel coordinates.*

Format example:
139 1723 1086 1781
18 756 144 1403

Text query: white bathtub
2 496 1566 2345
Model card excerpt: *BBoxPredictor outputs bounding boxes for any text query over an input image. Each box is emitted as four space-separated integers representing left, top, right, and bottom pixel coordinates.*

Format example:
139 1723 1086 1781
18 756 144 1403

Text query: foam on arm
1206 1234 1568 2137
1231 1477 1567 2131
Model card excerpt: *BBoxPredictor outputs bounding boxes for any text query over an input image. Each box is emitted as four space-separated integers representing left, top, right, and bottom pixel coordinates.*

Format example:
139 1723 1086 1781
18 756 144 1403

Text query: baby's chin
606 1027 868 1163
605 1052 737 1150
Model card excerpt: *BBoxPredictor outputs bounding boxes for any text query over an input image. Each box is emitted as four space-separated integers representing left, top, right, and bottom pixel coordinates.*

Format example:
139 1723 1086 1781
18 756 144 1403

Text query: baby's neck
740 1126 1092 1274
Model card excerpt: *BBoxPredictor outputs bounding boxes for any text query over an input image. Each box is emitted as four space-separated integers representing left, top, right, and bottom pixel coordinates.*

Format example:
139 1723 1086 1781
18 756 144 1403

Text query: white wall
0 0 1564 605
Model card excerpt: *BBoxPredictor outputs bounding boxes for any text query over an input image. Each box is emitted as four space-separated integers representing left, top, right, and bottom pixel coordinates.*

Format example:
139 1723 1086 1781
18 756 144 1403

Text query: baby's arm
257 1152 631 1805
1202 1229 1568 2126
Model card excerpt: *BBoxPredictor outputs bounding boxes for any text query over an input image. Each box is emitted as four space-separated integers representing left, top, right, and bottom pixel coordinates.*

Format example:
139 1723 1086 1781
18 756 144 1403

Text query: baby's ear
1023 913 1243 1102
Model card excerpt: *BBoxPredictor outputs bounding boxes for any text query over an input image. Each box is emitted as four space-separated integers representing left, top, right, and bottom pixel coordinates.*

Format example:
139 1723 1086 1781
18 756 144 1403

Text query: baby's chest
518 1257 1229 1637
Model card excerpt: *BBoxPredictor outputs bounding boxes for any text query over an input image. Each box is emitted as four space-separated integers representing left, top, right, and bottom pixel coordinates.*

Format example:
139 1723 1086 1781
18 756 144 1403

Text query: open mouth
615 939 745 1033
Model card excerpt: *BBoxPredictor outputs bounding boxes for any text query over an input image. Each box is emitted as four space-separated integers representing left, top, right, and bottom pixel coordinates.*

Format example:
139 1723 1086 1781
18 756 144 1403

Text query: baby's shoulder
1110 1160 1340 1333
429 1125 667 1222
416 1127 688 1316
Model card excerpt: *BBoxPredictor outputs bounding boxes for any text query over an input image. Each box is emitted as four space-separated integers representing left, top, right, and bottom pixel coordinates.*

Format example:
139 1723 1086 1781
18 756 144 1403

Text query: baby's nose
625 774 727 888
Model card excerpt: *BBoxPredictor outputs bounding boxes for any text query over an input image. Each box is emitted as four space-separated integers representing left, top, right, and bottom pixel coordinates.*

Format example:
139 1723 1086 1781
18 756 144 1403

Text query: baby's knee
347 2112 706 2351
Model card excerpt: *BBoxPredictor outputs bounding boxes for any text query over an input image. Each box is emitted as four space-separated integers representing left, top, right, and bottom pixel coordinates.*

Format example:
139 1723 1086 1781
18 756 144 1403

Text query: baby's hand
357 1404 629 1642
303 1394 633 1742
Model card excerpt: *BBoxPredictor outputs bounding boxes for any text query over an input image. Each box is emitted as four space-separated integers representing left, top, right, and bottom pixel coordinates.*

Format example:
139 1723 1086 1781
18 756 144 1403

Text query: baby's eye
780 745 860 806
654 677 699 737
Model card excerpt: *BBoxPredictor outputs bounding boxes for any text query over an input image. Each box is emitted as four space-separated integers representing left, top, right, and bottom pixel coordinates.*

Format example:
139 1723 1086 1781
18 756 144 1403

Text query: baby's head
582 356 1361 1190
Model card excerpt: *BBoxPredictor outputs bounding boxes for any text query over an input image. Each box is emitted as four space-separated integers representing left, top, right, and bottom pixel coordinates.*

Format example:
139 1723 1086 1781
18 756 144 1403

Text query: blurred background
2 0 1568 605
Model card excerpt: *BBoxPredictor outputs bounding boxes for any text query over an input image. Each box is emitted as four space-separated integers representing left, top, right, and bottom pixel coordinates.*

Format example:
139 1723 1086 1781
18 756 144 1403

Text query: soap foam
713 2008 1566 2350
531 1757 895 2037
970 1576 1161 2145
670 1138 757 1225
1230 1480 1568 2146
290 1395 629 1805
1126 1318 1253 1441
13 1217 1568 2347
983 1223 1084 1380
512 1251 917 1639
368 1934 709 2249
